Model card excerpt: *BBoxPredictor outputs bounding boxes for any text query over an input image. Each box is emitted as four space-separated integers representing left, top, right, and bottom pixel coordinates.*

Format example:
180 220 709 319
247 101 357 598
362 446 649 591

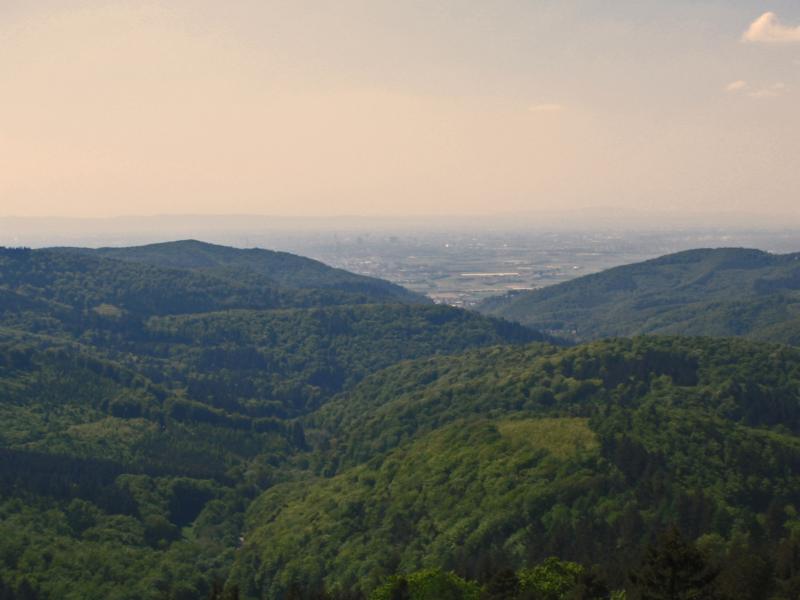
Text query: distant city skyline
2 1 799 220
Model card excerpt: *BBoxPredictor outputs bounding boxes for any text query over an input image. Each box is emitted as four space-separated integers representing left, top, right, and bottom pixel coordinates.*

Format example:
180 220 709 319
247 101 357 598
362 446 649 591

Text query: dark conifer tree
567 568 610 600
286 582 305 600
14 580 37 600
629 527 722 600
291 421 308 450
0 576 15 600
224 584 240 600
389 579 411 600
483 568 520 600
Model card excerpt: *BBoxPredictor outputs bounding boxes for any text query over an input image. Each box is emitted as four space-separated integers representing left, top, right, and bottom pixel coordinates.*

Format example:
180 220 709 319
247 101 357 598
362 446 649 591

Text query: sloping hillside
0 243 546 420
478 248 800 342
232 337 800 598
0 242 550 599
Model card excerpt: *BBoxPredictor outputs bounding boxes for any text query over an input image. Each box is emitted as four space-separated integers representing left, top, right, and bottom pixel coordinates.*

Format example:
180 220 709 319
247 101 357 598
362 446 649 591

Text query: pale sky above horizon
1 1 799 219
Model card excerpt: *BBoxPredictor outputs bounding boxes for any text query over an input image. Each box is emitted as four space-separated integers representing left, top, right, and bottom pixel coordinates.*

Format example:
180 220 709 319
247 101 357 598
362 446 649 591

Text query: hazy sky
1 1 799 218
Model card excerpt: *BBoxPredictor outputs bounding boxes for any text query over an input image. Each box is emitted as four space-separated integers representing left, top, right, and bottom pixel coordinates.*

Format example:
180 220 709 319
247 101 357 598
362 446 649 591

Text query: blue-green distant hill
479 247 800 343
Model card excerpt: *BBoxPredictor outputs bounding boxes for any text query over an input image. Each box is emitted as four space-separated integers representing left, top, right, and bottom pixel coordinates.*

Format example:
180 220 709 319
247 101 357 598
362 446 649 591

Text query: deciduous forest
3 242 800 599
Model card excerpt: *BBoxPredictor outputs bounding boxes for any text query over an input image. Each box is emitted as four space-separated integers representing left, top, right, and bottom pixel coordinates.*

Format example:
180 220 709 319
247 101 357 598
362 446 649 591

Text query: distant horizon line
3 206 800 222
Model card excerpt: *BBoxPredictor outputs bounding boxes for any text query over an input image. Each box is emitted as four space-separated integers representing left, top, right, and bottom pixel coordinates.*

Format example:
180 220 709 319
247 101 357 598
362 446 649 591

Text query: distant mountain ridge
478 247 800 343
58 239 427 305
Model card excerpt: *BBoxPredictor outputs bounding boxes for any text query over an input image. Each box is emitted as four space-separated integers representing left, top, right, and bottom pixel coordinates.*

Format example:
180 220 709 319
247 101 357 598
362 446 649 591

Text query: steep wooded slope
233 337 800 598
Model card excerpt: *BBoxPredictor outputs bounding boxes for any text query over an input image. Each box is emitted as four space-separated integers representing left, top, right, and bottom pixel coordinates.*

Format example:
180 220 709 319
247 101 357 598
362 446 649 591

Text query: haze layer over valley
5 216 800 307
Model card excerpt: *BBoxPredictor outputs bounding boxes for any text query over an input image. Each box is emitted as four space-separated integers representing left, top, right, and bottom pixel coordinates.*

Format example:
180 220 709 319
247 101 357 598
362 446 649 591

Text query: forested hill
71 239 426 304
10 240 800 599
234 336 800 599
0 241 552 599
478 247 800 343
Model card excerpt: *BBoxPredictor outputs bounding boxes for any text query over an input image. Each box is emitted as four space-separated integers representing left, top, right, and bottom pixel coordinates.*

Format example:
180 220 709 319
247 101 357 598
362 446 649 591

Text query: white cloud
743 12 800 44
748 82 787 99
528 104 564 112
724 79 786 99
749 89 779 98
725 80 747 92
